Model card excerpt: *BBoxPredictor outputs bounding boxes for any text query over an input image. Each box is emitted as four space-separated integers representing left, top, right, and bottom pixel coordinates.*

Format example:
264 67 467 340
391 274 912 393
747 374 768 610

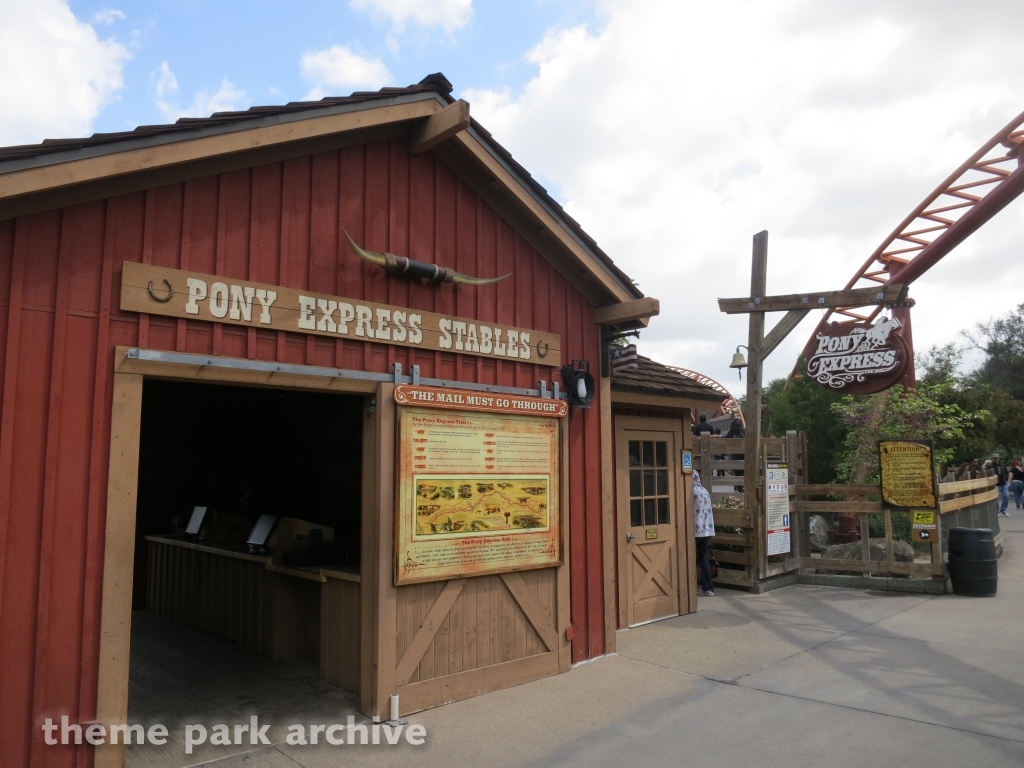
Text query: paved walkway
153 514 1024 767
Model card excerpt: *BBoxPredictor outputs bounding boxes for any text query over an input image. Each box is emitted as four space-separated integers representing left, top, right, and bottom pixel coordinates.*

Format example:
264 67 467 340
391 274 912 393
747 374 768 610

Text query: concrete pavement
137 513 1024 767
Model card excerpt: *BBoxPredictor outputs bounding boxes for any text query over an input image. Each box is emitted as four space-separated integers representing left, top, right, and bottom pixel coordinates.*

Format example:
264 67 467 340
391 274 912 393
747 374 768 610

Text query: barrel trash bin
948 528 997 597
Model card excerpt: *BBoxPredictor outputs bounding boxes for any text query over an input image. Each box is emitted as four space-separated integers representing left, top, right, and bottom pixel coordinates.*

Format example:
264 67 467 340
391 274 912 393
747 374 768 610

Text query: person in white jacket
694 471 715 596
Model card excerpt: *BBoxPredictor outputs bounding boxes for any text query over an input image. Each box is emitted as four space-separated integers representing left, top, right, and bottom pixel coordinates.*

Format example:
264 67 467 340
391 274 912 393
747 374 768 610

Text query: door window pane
628 441 641 467
657 497 669 525
625 438 673 528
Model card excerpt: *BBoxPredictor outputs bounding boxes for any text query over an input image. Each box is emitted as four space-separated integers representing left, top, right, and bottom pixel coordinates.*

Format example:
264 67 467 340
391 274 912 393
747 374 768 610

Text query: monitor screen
247 514 278 547
184 506 208 535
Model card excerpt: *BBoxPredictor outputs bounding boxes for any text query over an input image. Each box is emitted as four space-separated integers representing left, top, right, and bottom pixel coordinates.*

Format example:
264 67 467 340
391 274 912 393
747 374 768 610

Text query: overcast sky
2 0 1022 394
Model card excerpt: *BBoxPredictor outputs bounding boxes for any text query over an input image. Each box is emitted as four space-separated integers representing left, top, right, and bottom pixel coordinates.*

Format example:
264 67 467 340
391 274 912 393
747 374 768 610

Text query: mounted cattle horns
345 230 510 286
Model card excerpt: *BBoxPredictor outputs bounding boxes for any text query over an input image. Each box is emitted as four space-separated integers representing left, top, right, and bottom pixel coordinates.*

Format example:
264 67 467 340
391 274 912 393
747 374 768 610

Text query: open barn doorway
126 379 365 766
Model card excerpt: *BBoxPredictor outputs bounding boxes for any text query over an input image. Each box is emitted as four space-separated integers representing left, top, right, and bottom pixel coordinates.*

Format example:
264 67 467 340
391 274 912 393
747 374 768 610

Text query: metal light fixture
729 345 748 379
561 360 595 409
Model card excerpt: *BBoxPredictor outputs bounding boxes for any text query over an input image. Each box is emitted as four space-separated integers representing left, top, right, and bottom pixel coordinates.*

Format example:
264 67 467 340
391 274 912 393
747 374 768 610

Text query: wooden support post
745 231 768 587
599 373 616 649
762 309 810 359
884 509 895 573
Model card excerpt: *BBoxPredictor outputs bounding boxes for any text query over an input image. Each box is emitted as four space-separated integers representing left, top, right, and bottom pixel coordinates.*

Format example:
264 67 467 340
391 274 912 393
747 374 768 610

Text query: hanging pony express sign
806 316 909 395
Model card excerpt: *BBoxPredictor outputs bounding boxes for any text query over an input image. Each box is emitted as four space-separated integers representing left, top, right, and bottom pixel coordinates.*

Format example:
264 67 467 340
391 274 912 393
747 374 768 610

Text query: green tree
763 360 848 483
992 389 1024 457
966 302 1024 400
916 343 995 462
830 385 974 483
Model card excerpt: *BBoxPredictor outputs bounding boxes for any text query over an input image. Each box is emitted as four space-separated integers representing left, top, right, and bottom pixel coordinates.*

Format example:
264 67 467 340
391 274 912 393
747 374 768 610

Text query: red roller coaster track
665 366 744 425
795 108 1024 369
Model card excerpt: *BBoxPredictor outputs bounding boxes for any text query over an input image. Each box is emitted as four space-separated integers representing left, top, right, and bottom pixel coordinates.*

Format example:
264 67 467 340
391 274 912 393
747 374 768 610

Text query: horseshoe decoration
147 279 174 303
536 340 550 359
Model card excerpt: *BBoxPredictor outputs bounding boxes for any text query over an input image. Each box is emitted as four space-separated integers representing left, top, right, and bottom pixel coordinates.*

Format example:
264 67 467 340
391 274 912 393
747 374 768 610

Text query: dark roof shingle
612 355 727 402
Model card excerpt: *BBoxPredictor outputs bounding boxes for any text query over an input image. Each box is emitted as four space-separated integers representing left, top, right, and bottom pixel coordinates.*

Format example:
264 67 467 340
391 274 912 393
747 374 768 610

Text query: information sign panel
879 440 937 510
765 461 791 556
395 398 562 585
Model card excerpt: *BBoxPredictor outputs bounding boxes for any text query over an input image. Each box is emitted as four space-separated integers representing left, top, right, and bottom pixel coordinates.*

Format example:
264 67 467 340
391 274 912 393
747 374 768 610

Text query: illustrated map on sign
414 476 549 538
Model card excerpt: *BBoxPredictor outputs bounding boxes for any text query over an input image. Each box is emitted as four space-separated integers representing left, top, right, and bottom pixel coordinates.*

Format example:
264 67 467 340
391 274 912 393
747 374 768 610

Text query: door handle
626 532 637 543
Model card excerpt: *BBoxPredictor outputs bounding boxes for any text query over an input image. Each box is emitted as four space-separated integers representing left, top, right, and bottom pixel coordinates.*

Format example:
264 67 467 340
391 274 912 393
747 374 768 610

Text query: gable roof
0 73 642 306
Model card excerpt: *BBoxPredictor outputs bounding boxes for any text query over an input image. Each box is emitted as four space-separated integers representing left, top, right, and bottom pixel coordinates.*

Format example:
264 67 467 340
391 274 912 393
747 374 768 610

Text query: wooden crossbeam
594 296 660 325
500 572 559 651
408 100 471 154
761 309 809 359
718 283 906 314
393 578 466 685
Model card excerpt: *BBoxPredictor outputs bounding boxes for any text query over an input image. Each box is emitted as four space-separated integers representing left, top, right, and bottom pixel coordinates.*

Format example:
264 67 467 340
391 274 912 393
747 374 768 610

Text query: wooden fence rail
790 476 998 579
696 431 807 589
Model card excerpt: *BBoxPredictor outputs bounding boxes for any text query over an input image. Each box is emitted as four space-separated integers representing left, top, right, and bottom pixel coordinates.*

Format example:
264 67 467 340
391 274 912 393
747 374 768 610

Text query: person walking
1009 459 1024 510
694 470 715 596
992 453 1010 516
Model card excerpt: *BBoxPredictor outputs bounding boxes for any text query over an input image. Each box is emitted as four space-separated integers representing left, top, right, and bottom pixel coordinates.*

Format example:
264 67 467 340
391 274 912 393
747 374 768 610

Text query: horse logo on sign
806 316 908 393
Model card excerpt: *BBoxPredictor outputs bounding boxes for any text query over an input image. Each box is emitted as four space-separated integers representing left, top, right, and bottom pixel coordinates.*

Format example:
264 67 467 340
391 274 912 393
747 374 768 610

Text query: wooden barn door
367 384 571 720
616 418 684 626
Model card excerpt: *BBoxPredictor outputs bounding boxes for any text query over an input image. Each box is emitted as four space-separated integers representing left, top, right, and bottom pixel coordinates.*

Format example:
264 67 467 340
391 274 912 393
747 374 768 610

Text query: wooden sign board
911 510 939 542
395 406 561 585
879 440 937 510
394 384 567 417
120 262 562 366
806 317 909 395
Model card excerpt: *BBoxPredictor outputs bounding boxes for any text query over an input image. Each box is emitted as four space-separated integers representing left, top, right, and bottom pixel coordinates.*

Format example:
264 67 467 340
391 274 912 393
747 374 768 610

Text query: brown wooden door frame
95 347 377 768
97 351 576 763
614 415 695 629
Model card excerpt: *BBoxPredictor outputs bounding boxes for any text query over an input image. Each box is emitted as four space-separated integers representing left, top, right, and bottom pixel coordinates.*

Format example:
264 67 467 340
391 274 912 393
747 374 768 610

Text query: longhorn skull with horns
345 230 510 286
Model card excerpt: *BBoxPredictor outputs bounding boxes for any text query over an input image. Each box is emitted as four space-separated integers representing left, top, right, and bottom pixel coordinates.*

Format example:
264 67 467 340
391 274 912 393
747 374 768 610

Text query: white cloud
91 9 126 24
0 0 129 146
350 0 472 32
300 45 391 100
464 0 1024 394
153 61 248 121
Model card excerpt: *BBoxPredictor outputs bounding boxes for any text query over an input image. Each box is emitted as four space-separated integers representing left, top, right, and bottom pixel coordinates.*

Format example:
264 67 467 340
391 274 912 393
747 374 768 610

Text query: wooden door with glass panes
616 426 680 626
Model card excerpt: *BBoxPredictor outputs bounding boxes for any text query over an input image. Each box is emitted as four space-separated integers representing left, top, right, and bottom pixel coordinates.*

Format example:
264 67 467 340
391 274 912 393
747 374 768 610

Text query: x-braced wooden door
616 424 682 626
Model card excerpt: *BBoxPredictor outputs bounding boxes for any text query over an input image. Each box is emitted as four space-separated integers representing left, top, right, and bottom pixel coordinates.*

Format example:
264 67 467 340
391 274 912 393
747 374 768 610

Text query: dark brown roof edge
0 73 641 301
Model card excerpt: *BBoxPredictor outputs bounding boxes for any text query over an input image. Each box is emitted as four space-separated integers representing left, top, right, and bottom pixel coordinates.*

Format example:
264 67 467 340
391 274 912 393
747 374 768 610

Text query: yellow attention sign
912 511 937 528
879 440 937 509
395 406 561 585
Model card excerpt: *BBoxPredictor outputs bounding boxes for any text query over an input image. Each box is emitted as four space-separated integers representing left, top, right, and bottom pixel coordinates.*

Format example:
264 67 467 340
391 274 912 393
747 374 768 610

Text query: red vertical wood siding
0 138 608 766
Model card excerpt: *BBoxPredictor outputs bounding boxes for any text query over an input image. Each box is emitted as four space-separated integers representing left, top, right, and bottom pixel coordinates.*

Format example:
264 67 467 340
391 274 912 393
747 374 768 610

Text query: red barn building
0 74 723 767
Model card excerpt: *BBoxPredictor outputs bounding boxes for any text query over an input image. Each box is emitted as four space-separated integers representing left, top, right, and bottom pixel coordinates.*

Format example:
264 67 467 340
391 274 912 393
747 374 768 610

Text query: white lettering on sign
806 316 903 390
394 385 568 417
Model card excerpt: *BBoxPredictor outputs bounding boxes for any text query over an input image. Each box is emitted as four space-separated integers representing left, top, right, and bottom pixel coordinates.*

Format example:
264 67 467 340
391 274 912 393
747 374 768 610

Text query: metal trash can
948 528 997 597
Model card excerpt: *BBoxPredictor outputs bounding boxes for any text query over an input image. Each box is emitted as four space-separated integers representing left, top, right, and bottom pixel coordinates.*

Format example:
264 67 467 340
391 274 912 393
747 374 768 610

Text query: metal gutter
126 348 567 399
